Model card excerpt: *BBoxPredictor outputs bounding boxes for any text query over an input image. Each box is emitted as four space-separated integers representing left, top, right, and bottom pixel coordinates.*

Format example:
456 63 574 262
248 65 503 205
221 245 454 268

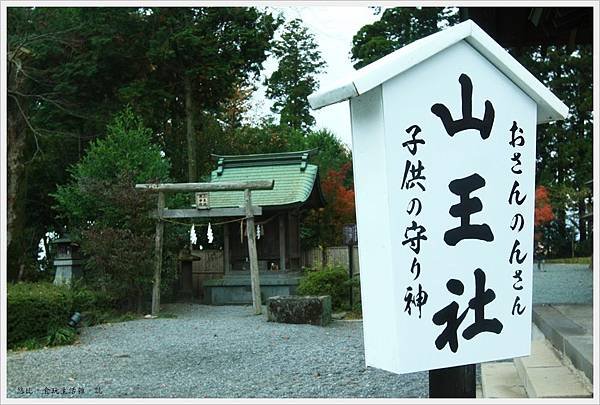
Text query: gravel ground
7 304 428 399
7 263 590 399
533 263 593 305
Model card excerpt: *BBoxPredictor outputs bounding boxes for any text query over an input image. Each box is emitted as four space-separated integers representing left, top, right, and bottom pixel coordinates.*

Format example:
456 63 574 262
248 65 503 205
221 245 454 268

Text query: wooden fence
190 249 224 300
301 246 360 275
189 246 360 274
191 249 224 274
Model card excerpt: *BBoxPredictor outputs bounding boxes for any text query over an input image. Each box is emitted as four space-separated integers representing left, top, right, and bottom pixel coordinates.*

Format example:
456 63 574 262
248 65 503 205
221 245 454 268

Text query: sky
248 5 382 147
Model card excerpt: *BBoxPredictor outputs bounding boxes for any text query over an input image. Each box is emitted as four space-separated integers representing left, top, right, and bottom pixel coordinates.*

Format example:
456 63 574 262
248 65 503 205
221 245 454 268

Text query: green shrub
7 282 73 348
70 285 115 313
19 338 44 351
7 282 117 349
45 326 78 346
80 309 113 327
297 266 352 310
346 306 363 320
70 286 118 327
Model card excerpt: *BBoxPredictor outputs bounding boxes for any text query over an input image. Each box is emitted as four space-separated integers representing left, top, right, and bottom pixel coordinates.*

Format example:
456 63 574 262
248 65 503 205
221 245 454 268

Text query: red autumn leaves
318 165 553 246
534 185 554 227
321 162 356 223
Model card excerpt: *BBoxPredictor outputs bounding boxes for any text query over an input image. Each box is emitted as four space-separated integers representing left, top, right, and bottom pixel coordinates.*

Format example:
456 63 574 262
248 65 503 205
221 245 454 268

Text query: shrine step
480 323 592 398
513 339 592 398
532 304 593 382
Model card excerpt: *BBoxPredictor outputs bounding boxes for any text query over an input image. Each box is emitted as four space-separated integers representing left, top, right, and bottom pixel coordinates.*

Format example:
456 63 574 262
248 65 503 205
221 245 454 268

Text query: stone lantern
52 235 83 286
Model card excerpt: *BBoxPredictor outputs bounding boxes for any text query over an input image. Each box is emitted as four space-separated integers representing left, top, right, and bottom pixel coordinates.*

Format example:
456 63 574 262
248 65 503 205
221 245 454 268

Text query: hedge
7 282 114 349
297 266 353 310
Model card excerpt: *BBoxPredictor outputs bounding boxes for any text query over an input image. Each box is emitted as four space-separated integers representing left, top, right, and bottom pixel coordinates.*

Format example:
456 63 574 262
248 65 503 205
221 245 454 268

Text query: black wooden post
342 224 358 311
429 364 476 398
348 243 353 309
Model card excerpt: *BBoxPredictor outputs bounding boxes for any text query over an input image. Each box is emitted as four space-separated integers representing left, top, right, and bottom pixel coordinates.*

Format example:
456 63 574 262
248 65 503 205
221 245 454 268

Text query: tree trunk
7 104 29 281
321 245 327 267
137 288 143 314
556 163 569 257
7 51 30 281
17 264 25 282
7 89 27 244
184 75 197 182
43 234 52 272
578 199 587 242
556 208 568 257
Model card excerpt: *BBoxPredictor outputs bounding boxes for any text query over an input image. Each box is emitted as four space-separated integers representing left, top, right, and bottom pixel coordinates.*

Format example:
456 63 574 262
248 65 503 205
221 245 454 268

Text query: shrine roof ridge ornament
308 19 569 124
211 149 318 174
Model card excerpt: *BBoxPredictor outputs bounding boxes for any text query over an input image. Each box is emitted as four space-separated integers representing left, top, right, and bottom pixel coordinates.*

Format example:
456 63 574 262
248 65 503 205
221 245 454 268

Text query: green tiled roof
208 150 322 209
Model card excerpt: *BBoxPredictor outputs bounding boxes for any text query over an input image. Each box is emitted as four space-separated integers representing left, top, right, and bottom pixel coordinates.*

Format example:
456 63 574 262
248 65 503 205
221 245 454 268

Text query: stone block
266 295 331 326
202 275 301 305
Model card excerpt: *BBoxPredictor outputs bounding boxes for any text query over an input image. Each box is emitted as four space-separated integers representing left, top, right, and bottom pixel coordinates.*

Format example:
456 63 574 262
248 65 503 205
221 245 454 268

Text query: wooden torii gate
135 180 275 316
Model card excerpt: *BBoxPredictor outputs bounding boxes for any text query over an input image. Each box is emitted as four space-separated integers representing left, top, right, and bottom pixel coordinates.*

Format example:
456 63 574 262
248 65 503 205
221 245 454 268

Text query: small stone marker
266 295 332 326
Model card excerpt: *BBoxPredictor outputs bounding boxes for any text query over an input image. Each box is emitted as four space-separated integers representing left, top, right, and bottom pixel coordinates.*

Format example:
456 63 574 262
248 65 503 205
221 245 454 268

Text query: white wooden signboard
308 20 568 374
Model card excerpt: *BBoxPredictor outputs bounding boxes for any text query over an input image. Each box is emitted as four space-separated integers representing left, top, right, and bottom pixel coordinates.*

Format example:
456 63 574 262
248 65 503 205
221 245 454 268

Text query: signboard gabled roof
308 19 569 124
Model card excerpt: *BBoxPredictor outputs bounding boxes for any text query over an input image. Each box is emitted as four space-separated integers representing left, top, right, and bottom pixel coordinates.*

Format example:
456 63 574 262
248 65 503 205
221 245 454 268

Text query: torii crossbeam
136 180 275 316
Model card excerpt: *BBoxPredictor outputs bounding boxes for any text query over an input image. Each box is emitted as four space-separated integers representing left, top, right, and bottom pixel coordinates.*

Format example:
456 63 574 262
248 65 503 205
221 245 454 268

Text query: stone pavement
479 262 595 398
481 303 594 398
553 304 593 333
533 304 593 383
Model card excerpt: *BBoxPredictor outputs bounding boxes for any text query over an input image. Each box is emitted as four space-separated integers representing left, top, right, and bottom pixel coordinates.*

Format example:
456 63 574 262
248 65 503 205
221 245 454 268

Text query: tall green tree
265 18 326 131
121 7 279 182
6 7 279 280
7 7 148 279
351 7 458 69
215 122 351 180
349 7 592 257
515 45 593 257
53 109 172 311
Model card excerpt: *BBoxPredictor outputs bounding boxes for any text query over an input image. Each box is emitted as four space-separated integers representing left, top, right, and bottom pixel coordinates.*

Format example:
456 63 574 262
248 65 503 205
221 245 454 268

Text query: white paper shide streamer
207 222 214 244
190 224 197 246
